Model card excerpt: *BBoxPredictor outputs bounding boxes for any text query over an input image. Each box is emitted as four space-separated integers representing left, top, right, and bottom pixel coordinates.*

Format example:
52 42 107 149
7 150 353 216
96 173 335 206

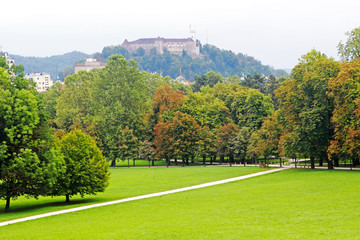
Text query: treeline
98 43 288 80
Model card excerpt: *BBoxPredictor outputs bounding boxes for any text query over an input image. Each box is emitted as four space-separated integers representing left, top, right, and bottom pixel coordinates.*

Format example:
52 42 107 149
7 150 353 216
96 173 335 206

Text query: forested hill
10 51 89 80
10 43 287 81
98 43 288 80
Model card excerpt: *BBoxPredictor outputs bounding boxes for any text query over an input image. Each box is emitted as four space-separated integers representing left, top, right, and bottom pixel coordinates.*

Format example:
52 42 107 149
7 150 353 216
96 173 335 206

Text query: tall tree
0 66 61 211
276 50 340 169
328 59 360 166
92 55 149 163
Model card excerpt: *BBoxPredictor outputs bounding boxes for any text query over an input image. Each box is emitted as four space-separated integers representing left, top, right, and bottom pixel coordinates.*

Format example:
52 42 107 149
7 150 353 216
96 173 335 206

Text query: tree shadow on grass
0 198 100 216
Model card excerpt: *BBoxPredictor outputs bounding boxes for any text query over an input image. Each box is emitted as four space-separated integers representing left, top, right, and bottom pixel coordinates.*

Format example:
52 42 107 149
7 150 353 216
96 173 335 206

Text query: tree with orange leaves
328 59 360 166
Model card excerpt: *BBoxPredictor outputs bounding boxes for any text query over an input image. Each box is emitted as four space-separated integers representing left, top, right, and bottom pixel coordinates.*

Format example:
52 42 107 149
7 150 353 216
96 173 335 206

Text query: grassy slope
0 166 264 222
1 169 360 239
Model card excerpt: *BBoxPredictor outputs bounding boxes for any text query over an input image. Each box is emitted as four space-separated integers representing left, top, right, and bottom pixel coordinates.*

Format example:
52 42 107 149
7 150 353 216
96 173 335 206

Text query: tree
92 55 149 163
42 82 63 121
180 91 231 130
154 111 200 166
139 140 155 166
212 83 274 131
216 122 239 165
118 126 139 167
197 126 217 165
276 50 340 169
54 129 110 203
338 27 360 61
0 66 61 211
56 70 95 131
328 59 360 166
192 71 223 92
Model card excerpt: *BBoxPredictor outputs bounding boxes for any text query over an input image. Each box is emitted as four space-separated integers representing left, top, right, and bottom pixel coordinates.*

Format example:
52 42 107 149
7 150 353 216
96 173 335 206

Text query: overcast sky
0 0 359 69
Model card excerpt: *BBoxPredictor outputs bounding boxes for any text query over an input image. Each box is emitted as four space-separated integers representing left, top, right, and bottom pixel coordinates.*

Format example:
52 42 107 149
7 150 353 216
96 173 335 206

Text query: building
121 31 201 58
25 72 53 93
74 57 106 73
0 52 15 68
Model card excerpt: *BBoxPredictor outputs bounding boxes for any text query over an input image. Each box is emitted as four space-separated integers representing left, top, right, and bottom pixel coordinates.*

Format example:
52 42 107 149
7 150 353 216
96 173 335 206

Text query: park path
0 167 287 227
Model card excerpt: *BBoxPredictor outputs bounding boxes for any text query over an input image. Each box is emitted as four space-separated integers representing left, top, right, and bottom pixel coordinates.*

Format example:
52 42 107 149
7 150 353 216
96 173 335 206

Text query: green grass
1 169 360 239
0 166 264 222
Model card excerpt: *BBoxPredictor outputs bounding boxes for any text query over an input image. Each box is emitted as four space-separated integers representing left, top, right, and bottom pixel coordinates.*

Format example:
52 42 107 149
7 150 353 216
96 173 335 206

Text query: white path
0 167 287 227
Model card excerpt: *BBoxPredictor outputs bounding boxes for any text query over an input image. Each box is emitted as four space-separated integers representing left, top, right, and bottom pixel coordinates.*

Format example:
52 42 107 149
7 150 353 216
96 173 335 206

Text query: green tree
42 81 63 121
180 91 231 130
276 50 340 169
192 71 223 92
118 126 139 167
338 27 360 61
54 129 110 203
92 55 149 163
56 70 95 131
0 67 61 211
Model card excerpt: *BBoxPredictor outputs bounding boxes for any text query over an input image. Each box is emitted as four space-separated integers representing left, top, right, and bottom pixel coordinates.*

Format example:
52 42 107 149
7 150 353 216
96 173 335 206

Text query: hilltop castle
121 30 200 58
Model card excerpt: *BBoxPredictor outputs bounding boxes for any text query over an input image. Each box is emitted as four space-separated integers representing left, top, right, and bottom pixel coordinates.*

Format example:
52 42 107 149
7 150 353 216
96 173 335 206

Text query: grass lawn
0 166 265 222
1 169 360 239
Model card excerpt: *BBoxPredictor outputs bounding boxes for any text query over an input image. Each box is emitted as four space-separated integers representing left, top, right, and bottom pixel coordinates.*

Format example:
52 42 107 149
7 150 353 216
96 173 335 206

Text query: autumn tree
216 122 239 165
328 59 360 166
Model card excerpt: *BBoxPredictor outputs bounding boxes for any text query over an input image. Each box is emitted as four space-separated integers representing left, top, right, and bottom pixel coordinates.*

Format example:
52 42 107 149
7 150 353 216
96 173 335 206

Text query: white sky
0 0 359 69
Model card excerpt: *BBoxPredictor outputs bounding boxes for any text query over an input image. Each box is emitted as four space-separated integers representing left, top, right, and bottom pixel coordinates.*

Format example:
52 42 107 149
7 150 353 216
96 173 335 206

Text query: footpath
0 167 287 227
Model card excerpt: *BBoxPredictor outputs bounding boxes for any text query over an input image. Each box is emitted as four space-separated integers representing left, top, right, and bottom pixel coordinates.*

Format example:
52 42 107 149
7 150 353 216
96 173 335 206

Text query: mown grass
1 169 360 239
0 166 264 222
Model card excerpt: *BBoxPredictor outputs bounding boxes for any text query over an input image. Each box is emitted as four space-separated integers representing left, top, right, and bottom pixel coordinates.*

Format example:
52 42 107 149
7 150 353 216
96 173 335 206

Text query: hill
10 43 287 81
98 43 287 80
10 51 89 80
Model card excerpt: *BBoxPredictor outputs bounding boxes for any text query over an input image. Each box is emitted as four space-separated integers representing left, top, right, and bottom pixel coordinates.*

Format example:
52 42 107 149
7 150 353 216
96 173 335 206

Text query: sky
0 0 359 69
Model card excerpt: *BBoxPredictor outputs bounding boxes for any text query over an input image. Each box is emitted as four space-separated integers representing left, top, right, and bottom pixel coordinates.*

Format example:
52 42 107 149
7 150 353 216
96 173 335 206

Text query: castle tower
189 25 196 41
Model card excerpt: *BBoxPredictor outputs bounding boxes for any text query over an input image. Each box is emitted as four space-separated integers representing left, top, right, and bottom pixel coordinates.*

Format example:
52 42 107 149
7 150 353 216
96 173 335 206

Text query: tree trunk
5 196 10 212
111 159 116 167
280 157 282 167
182 158 185 167
127 159 130 168
354 158 359 168
175 158 177 166
166 156 170 167
191 156 194 164
203 155 206 165
319 155 323 167
220 156 224 165
186 158 189 166
213 154 217 165
334 156 339 167
229 154 234 166
133 159 135 167
65 194 70 204
152 159 155 166
310 156 315 169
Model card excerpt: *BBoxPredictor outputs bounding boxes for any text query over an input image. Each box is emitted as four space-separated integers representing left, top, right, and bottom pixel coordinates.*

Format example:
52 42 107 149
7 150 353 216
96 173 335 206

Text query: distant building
25 72 53 93
74 57 106 73
175 75 191 86
0 52 15 68
121 31 201 58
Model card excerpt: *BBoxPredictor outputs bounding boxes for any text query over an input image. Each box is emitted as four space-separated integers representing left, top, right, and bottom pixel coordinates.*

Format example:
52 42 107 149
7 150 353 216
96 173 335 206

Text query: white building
25 72 54 93
74 57 106 73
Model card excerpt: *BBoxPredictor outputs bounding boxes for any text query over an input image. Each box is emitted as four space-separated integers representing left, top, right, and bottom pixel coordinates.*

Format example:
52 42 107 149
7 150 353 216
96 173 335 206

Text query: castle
121 31 200 58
